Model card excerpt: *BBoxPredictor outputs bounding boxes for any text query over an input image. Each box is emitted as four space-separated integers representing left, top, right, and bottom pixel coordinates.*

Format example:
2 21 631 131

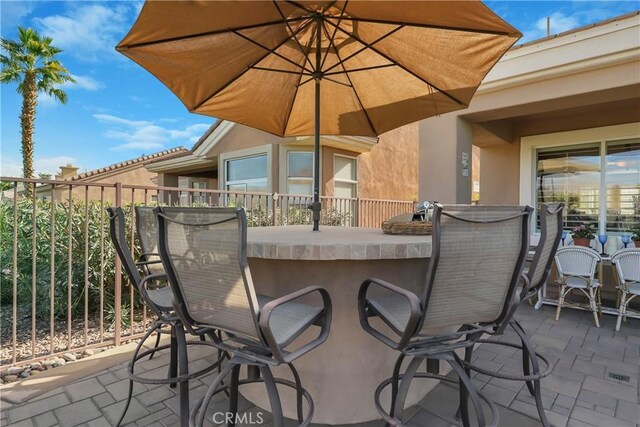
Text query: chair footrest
128 340 223 385
467 338 552 381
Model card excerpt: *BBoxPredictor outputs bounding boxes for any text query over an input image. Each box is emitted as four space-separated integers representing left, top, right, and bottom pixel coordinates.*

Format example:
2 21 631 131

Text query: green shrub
0 197 138 323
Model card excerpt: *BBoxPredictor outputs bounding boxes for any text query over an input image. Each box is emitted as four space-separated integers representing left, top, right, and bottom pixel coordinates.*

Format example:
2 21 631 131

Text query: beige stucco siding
479 140 521 205
358 123 419 201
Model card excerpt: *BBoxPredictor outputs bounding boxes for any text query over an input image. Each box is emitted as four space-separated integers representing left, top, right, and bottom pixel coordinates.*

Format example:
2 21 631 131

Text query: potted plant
571 224 595 247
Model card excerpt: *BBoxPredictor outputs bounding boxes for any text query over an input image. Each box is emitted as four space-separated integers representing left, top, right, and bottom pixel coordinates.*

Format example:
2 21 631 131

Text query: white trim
520 122 640 232
279 148 315 196
478 14 640 95
193 121 236 157
333 154 358 198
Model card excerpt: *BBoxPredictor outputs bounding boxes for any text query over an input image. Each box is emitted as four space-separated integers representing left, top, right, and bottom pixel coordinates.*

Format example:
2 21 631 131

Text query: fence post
355 197 360 227
113 182 122 346
272 193 278 226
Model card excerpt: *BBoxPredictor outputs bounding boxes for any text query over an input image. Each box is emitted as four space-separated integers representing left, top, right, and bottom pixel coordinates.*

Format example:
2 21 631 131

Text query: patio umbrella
117 0 520 230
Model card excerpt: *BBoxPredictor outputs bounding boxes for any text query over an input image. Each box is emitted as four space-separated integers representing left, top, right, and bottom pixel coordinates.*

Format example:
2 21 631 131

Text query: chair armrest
358 278 421 350
258 286 332 364
136 259 163 267
138 273 168 305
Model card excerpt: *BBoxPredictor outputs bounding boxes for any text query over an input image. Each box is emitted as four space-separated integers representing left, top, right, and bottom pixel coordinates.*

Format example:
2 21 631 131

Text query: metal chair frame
359 204 533 427
155 207 332 427
457 203 564 427
107 207 224 427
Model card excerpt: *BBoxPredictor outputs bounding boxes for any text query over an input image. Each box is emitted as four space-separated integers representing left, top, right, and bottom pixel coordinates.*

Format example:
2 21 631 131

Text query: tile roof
64 147 188 181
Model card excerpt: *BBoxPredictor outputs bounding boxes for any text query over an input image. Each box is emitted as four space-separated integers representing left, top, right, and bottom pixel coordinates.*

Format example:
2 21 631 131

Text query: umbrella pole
310 17 323 231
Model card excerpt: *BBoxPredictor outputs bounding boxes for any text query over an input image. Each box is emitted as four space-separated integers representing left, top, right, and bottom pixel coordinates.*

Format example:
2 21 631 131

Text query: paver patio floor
2 304 639 427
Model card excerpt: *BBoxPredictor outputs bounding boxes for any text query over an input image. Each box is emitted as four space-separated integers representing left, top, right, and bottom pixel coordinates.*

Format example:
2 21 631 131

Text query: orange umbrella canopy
117 1 521 138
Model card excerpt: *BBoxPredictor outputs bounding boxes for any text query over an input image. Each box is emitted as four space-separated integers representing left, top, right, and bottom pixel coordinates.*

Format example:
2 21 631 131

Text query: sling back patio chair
358 204 532 427
454 203 564 427
553 246 602 327
154 206 332 427
107 207 224 427
135 206 165 276
611 248 640 331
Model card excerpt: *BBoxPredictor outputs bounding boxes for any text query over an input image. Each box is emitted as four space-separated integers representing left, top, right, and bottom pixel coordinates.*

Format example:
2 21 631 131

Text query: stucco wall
479 140 521 205
207 125 285 157
358 123 419 201
47 165 160 204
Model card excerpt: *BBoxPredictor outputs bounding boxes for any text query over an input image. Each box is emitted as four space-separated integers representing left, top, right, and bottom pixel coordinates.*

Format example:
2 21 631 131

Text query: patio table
240 225 434 424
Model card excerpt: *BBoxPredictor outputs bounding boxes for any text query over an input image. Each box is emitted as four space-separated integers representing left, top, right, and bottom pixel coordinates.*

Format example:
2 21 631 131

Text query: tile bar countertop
247 225 432 260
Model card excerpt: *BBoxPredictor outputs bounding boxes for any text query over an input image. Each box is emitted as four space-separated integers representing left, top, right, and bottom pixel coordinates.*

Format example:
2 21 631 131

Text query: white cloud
36 74 104 106
34 4 135 62
93 114 210 152
0 155 78 178
67 74 105 91
1 2 37 25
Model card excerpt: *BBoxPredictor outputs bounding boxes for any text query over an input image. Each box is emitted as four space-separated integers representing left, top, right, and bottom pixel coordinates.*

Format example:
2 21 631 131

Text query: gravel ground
0 304 152 367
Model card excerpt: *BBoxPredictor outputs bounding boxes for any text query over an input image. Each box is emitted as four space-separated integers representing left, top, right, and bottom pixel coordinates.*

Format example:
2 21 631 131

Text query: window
534 137 640 233
178 177 208 205
287 151 313 195
334 155 357 199
606 139 640 232
536 145 600 230
225 154 268 193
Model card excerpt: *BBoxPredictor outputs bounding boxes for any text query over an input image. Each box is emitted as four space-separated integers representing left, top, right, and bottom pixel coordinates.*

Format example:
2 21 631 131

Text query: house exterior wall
358 123 419 201
418 13 640 209
479 140 521 204
41 165 160 204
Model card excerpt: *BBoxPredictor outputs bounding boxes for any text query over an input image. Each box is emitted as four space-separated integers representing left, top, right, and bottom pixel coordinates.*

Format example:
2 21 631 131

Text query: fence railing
0 177 415 366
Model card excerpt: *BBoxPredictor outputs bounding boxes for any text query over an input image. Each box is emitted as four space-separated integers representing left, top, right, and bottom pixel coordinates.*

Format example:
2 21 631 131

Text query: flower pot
635 240 640 248
573 237 591 247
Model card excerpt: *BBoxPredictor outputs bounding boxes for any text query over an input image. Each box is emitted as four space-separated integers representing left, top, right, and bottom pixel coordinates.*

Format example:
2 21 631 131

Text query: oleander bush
0 197 137 322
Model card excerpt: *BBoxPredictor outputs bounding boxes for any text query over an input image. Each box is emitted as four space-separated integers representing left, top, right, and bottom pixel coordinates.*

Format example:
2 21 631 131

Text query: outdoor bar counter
242 225 434 424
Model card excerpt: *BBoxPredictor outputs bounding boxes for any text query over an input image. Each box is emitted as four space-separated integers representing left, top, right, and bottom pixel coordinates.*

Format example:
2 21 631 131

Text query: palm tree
1 27 75 181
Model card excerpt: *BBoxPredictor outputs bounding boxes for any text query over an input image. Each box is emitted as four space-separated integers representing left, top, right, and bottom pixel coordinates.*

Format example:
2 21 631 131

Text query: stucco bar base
241 257 437 425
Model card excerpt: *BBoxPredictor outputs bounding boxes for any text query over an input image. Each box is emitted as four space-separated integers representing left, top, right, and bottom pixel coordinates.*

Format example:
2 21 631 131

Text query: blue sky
1 0 639 177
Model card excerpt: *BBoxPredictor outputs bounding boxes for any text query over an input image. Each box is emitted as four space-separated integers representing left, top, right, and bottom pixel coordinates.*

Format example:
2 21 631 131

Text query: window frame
333 154 358 199
286 150 314 195
219 145 273 194
520 123 640 235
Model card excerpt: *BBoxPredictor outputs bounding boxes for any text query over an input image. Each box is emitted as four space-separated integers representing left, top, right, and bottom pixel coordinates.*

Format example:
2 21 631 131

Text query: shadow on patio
2 304 638 427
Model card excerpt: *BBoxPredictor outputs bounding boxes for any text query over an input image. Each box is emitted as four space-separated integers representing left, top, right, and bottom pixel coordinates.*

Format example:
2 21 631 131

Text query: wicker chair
358 204 532 427
154 207 332 427
107 207 223 427
553 246 602 327
611 248 640 331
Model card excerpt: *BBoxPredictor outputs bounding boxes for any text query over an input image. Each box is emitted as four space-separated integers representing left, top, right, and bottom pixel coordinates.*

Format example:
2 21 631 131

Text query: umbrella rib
344 16 516 37
320 0 349 71
324 63 395 76
117 17 308 50
281 23 319 135
322 76 353 87
321 22 378 136
192 18 314 112
322 24 404 75
325 19 467 107
272 1 315 71
251 66 312 76
231 29 314 74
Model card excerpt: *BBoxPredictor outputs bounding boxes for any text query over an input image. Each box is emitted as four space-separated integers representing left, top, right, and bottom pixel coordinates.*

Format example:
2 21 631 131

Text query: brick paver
2 304 639 426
